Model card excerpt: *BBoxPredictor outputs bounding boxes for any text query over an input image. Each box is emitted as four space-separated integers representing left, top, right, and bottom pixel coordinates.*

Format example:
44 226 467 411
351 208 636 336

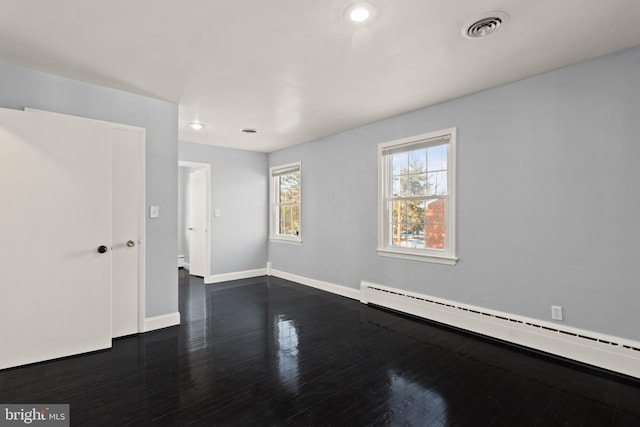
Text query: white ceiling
1 0 639 152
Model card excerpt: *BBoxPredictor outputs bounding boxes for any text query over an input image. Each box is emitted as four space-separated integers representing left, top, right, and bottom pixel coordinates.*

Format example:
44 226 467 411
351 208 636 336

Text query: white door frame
179 161 211 278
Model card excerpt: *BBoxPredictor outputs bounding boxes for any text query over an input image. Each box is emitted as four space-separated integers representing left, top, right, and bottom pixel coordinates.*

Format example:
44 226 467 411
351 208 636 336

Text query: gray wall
179 141 269 275
269 46 640 341
0 61 179 318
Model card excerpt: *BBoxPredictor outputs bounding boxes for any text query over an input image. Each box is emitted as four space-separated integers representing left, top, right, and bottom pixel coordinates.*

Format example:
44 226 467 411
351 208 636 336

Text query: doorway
178 161 211 279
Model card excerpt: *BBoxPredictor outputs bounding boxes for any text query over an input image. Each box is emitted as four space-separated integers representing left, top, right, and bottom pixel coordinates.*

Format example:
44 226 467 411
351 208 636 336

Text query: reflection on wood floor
1 269 639 425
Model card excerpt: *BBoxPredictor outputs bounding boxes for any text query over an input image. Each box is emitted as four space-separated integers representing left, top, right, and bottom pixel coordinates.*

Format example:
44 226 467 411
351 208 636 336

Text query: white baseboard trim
143 312 181 332
205 268 267 284
183 262 190 270
178 256 185 268
269 269 360 301
361 281 640 379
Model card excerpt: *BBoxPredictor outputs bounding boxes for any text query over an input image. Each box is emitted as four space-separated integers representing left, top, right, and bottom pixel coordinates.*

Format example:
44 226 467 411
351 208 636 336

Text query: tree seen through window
390 144 447 249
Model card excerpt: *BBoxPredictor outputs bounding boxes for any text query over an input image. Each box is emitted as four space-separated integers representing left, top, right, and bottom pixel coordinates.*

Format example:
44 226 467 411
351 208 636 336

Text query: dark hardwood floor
2 270 640 426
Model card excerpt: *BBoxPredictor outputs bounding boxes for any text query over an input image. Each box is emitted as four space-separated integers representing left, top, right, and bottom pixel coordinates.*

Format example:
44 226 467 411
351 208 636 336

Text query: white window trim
269 161 302 244
377 128 457 265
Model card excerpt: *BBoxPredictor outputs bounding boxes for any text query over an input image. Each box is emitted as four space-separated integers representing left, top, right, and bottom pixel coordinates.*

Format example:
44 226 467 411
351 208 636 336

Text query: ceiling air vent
463 12 508 39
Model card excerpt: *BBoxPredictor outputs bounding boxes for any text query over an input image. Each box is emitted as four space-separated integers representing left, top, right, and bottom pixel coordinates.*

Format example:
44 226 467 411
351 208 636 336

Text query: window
378 128 457 264
270 162 302 243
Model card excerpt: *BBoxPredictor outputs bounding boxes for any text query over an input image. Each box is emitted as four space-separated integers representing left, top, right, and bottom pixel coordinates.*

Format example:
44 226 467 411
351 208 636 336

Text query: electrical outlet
551 305 563 321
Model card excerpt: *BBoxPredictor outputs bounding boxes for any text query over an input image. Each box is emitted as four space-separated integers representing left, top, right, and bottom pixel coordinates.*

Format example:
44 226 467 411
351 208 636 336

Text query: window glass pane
279 205 288 236
276 204 300 236
427 144 447 172
279 172 300 203
282 220 292 236
407 200 424 225
391 201 408 247
427 171 447 196
395 223 409 247
405 228 425 248
406 214 425 248
408 149 426 173
391 200 406 225
426 199 446 249
393 173 427 197
290 205 300 235
280 205 289 222
426 224 445 249
398 176 410 197
392 152 408 176
408 173 427 196
392 177 401 196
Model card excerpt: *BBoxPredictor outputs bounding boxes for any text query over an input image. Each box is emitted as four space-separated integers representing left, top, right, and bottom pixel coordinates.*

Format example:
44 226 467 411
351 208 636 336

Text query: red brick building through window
426 199 445 249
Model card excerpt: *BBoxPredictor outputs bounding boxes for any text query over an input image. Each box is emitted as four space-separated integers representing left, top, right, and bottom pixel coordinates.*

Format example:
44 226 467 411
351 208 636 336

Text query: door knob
127 240 136 248
97 245 108 254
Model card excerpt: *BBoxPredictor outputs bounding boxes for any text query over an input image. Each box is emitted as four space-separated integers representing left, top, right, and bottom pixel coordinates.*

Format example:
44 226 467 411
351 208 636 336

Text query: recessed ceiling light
189 122 205 130
350 7 369 22
241 128 258 134
344 2 377 23
462 12 508 39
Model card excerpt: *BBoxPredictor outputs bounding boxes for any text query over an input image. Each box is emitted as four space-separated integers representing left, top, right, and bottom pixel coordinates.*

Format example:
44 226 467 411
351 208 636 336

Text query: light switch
214 209 221 217
149 205 160 218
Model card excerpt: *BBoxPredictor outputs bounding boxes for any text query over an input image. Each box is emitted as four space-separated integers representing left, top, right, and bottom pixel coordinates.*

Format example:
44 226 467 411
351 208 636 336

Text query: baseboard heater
360 281 640 379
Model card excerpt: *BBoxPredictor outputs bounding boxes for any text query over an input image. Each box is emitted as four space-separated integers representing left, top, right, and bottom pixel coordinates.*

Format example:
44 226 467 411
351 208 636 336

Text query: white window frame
377 128 457 265
270 162 302 244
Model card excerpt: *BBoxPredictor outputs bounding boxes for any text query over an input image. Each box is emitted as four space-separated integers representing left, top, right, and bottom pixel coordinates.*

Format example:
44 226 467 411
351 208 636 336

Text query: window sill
376 248 457 265
270 237 302 245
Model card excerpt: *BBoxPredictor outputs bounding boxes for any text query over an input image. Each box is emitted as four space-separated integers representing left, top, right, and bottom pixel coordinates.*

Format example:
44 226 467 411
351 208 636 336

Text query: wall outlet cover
551 305 563 321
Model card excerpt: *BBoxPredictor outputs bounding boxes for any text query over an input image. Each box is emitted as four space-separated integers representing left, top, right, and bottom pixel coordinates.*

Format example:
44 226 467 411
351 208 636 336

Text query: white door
0 108 112 369
111 127 143 338
188 168 207 277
